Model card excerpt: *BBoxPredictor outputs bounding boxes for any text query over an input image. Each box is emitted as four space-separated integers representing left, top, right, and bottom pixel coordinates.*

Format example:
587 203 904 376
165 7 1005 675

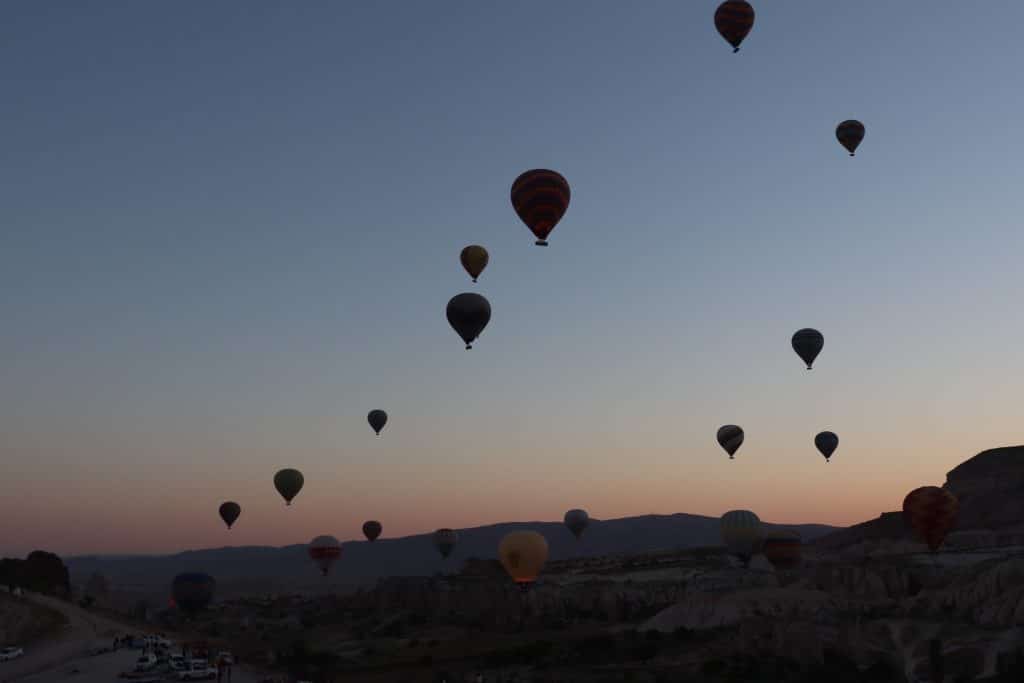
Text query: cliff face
945 446 1024 532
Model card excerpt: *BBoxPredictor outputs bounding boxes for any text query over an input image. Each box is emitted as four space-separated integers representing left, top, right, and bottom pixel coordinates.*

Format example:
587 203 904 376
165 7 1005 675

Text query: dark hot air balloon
836 120 865 156
308 535 341 576
720 510 762 567
498 531 549 588
714 1 755 53
511 169 570 246
446 293 491 349
815 431 839 462
171 573 215 615
433 528 458 559
362 520 382 542
218 502 240 529
367 409 387 436
761 529 802 571
563 509 589 540
274 468 304 506
717 425 744 459
792 328 824 369
460 245 489 282
903 487 959 552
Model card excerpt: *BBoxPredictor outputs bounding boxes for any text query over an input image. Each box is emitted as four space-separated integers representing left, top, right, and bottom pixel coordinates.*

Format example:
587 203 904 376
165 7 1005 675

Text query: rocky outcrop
946 446 1024 531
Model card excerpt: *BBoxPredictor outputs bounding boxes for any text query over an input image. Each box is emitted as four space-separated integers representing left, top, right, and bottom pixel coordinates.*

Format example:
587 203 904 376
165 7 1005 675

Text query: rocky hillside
0 589 68 645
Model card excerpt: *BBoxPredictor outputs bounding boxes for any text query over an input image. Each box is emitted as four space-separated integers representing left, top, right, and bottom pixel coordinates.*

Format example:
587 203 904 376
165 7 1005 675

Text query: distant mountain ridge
67 513 836 590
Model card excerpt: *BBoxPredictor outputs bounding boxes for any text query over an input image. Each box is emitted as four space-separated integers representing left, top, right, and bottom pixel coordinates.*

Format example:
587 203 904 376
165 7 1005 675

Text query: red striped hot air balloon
308 535 342 576
902 487 959 552
510 169 570 246
762 529 802 571
714 1 755 53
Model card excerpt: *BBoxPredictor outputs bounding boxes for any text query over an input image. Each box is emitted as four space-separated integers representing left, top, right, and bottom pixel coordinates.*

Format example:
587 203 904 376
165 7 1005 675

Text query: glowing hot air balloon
903 487 959 552
308 535 342 576
498 530 549 587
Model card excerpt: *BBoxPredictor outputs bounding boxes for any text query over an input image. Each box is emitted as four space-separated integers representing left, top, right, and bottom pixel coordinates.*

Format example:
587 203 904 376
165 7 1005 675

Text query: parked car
177 660 216 681
215 652 233 665
134 654 158 671
0 647 25 662
168 655 188 672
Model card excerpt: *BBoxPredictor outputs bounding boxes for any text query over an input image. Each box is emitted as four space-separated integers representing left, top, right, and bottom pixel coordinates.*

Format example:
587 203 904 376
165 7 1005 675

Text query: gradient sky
3 1 1024 557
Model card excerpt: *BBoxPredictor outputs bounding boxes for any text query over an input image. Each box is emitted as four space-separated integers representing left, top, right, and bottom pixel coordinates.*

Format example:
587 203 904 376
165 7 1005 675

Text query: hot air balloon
362 520 382 542
815 431 839 463
836 120 865 156
308 535 342 576
446 293 491 349
717 425 744 459
498 531 549 587
218 502 241 529
368 410 388 436
792 328 824 370
761 529 802 571
433 528 458 559
903 487 959 552
274 468 304 506
563 509 589 540
510 169 570 246
171 573 215 615
460 245 489 283
714 1 755 53
720 510 762 567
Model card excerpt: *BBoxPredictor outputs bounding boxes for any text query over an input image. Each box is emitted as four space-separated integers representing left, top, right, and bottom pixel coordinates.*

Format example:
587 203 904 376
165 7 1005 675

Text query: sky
3 1 1024 557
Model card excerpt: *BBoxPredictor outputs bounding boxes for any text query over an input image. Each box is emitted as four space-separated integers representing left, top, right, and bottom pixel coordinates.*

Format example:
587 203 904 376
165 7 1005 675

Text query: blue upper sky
3 1 1024 555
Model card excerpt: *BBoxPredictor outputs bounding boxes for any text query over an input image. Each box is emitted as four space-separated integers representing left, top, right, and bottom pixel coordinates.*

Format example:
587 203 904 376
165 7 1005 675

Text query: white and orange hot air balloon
308 535 341 576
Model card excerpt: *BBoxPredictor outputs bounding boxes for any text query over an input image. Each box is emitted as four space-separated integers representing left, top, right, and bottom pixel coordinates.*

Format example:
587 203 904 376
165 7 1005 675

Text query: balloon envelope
308 535 342 576
367 410 388 435
903 487 959 552
446 293 491 349
792 328 824 369
362 520 382 542
761 529 802 570
717 425 744 459
171 573 215 615
218 502 241 529
714 1 755 52
510 169 570 246
720 510 762 565
273 468 304 505
563 509 590 540
433 528 458 559
498 531 549 584
815 431 839 462
836 120 865 156
460 245 489 282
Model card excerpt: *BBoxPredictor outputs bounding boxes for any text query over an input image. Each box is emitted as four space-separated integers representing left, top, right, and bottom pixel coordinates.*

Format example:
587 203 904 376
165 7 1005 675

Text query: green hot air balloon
274 468 304 506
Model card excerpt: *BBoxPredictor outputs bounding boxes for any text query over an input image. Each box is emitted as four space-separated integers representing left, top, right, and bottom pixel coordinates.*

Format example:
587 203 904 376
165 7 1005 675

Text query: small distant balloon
762 529 802 571
368 410 388 436
903 487 959 552
446 293 491 349
433 528 458 559
460 245 489 282
498 531 549 587
563 509 590 540
714 1 755 53
511 169 570 246
218 502 241 529
717 425 744 459
792 328 824 370
836 120 865 156
720 510 762 567
308 535 342 576
815 431 839 462
273 468 304 506
363 520 382 542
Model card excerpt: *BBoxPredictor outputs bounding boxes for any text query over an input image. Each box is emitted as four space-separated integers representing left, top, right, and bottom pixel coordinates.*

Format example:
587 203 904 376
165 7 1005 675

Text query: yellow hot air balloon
498 530 549 586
